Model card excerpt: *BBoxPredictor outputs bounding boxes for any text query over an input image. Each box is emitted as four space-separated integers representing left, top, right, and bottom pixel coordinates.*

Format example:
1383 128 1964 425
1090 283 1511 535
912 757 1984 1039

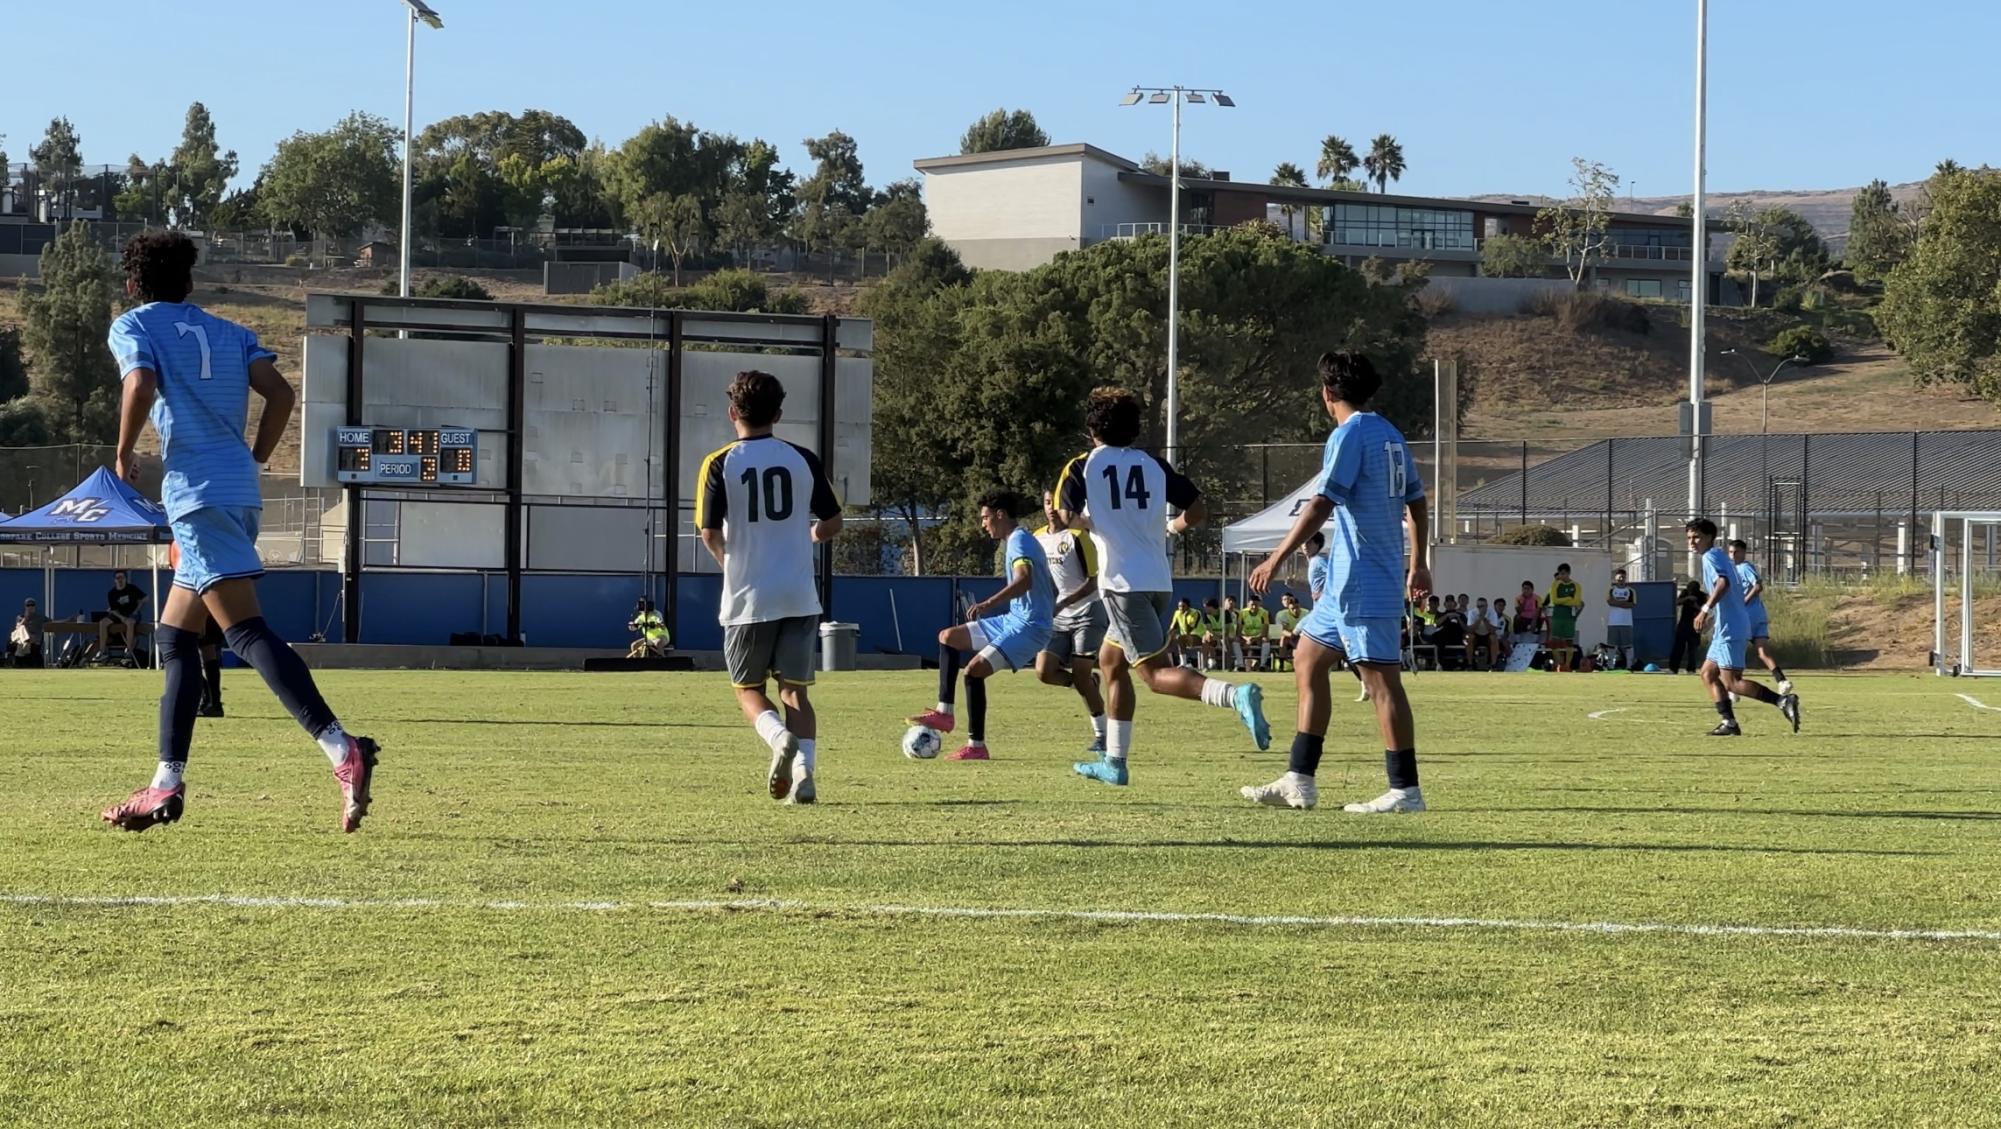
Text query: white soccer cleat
1343 787 1425 814
1778 678 1795 696
790 769 816 805
1240 773 1318 810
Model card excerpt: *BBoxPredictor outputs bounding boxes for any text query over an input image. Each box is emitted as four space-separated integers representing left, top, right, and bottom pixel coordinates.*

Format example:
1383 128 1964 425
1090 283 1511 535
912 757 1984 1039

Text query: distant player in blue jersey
100 231 378 833
1687 520 1799 736
1244 352 1430 814
907 490 1055 761
1728 539 1793 696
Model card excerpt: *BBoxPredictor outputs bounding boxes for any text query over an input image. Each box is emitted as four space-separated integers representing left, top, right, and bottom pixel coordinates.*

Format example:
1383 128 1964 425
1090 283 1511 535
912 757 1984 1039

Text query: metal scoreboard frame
332 425 479 486
302 292 872 646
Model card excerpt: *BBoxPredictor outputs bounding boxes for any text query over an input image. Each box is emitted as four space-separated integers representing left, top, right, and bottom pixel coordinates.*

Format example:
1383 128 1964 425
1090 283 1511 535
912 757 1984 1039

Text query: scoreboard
332 426 479 486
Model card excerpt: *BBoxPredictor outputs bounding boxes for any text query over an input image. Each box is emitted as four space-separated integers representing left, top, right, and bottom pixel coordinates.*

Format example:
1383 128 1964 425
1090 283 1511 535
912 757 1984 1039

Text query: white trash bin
819 621 859 672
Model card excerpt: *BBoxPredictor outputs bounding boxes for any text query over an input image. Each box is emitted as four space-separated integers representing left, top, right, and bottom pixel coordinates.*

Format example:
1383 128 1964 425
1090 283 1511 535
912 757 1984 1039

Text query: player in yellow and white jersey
1054 387 1270 786
1034 490 1110 755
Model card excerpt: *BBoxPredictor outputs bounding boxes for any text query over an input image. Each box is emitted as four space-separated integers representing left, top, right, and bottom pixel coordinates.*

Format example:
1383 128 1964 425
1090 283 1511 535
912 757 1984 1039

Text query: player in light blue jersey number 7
99 231 379 834
1243 352 1430 814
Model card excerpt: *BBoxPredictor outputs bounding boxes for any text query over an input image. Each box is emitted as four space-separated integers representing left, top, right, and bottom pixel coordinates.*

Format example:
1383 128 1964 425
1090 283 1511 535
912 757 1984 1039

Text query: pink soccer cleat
904 709 956 734
945 744 990 761
332 736 382 833
102 784 185 832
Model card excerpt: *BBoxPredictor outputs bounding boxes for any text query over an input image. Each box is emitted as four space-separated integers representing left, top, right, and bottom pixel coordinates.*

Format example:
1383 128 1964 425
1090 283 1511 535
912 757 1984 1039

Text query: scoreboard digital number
333 426 478 486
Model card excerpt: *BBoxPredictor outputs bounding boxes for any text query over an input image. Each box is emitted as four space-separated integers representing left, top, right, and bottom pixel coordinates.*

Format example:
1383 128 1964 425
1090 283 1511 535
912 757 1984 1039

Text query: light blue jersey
1316 412 1425 620
1004 527 1055 629
1703 547 1749 637
1736 561 1766 617
109 302 273 522
1307 554 1328 602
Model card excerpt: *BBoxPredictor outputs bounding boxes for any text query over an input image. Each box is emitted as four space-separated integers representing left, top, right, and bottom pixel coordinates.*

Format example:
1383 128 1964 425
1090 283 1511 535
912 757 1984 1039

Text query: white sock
152 761 185 789
754 709 789 751
1090 713 1107 740
934 702 954 716
1106 719 1132 761
1283 770 1312 786
1200 678 1237 709
316 723 350 766
798 739 816 773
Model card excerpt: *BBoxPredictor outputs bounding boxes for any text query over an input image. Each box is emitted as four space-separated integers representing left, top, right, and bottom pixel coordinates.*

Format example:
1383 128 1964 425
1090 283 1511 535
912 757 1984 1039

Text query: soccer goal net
1932 511 2001 677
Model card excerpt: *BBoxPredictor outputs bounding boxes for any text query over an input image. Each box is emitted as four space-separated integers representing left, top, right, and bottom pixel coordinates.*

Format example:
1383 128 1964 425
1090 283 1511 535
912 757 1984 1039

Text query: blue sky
4 0 1994 198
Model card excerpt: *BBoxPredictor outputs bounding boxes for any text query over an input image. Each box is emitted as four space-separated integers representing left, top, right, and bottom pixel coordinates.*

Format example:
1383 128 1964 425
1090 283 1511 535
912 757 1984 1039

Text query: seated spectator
97 570 148 659
1513 581 1541 637
1238 595 1271 672
627 598 671 658
1469 596 1501 669
1416 595 1443 640
10 598 46 668
1273 593 1305 670
1432 597 1469 667
1170 598 1203 668
1218 596 1245 671
1199 598 1230 671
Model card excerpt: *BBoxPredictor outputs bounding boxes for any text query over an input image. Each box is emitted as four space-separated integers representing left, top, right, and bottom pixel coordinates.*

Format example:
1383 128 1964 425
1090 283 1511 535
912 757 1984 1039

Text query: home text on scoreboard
332 426 478 486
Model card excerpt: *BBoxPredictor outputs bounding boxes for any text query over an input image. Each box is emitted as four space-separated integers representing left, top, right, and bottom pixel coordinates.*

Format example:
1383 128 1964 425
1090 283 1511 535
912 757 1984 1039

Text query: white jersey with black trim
697 435 841 627
1055 446 1200 594
1034 524 1100 629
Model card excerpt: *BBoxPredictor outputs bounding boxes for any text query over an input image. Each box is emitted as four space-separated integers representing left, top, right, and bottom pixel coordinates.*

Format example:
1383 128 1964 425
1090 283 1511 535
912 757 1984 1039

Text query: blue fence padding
1631 580 1677 666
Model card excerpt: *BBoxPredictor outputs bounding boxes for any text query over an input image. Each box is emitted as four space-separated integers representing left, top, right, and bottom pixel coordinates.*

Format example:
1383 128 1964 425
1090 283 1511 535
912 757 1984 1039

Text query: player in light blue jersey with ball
99 231 379 833
1687 519 1799 736
1244 352 1431 814
1728 538 1793 697
907 490 1055 761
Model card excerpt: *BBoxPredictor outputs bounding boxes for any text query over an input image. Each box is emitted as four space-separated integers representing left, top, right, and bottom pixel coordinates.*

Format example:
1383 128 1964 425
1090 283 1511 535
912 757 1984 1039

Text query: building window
1625 278 1663 298
1677 279 1692 300
1328 204 1475 251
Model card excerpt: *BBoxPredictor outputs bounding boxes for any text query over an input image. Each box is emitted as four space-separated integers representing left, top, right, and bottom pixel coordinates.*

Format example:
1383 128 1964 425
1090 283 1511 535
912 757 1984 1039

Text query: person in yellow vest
1200 598 1233 671
1170 598 1203 668
1273 593 1306 670
627 598 671 658
1238 595 1272 672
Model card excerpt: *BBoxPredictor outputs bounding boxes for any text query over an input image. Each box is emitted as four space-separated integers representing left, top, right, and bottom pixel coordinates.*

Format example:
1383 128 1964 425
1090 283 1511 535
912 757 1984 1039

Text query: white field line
4 892 1999 945
1956 693 2001 712
1586 707 1627 720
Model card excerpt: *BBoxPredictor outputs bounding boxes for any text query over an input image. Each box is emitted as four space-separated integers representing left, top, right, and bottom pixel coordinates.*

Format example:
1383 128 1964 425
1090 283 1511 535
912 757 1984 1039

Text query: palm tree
1364 134 1406 194
1271 161 1308 239
1316 135 1358 187
1935 158 1964 178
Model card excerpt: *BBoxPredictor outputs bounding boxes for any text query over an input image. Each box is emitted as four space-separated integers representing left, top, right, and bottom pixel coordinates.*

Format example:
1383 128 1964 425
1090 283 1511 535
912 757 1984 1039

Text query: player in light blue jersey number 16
1728 538 1793 697
1686 519 1800 736
99 231 379 834
1243 352 1430 815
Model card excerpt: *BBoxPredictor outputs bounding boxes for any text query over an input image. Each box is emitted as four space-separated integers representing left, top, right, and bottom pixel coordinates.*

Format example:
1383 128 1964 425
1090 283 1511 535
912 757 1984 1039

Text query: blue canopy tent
0 467 173 663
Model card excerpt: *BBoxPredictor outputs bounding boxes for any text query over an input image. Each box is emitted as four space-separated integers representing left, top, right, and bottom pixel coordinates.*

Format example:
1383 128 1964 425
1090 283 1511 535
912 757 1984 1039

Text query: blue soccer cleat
1073 755 1129 786
1235 682 1271 751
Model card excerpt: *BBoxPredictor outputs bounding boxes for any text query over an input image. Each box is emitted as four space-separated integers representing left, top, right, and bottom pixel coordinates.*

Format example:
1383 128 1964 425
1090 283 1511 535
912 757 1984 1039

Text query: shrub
589 269 811 314
0 398 53 446
590 272 680 308
1766 324 1834 364
1525 290 1652 336
283 253 309 268
382 275 493 300
1491 524 1571 547
1414 285 1457 319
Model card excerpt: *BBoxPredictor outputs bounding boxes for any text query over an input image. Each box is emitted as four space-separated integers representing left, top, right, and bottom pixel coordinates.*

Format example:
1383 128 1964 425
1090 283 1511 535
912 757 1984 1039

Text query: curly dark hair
1317 351 1382 407
976 489 1026 520
1084 386 1142 447
1685 518 1719 538
121 230 199 303
727 370 786 428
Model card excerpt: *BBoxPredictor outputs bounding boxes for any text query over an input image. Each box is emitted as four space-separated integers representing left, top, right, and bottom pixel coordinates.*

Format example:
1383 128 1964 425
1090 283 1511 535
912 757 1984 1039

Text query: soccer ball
901 725 942 760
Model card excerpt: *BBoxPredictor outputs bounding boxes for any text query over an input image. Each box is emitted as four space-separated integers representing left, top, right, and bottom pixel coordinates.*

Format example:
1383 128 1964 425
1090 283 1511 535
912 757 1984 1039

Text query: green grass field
4 667 2000 1127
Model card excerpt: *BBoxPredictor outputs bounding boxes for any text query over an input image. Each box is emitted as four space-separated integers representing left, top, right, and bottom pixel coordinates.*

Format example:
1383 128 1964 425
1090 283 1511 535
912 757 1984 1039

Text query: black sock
937 643 961 705
1772 665 1788 683
1741 682 1780 706
157 626 201 766
201 652 222 706
1385 748 1419 790
223 617 338 739
1716 700 1737 722
1288 732 1325 777
967 675 987 743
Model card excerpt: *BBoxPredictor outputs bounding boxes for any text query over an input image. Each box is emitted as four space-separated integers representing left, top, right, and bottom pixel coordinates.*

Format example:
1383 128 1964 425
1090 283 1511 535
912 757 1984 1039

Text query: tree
0 399 52 447
1538 157 1619 287
0 325 28 402
1270 162 1309 238
19 224 119 443
794 130 871 282
112 155 169 225
1879 167 2001 400
1936 159 1963 178
1726 204 1827 306
660 194 706 285
258 112 401 243
170 102 238 228
861 179 929 267
1480 233 1547 278
29 118 83 221
1363 134 1405 193
1139 152 1210 178
208 179 264 231
1847 178 1912 281
1316 135 1358 186
959 108 1049 155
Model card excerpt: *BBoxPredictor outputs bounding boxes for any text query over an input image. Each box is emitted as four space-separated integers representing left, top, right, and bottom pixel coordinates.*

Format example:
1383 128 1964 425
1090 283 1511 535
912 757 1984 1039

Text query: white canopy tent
1222 477 1332 556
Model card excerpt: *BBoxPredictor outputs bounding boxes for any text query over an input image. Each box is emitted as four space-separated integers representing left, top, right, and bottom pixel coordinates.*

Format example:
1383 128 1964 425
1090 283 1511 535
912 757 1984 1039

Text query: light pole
1721 348 1810 435
1686 0 1709 574
399 0 444 299
1120 85 1233 468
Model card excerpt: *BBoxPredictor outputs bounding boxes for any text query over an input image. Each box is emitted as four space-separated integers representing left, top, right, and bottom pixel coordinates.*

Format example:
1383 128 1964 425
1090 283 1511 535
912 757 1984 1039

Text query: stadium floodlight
1686 0 1708 574
1932 511 2001 677
399 0 444 301
1212 93 1235 107
1120 86 1234 472
1722 348 1810 435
